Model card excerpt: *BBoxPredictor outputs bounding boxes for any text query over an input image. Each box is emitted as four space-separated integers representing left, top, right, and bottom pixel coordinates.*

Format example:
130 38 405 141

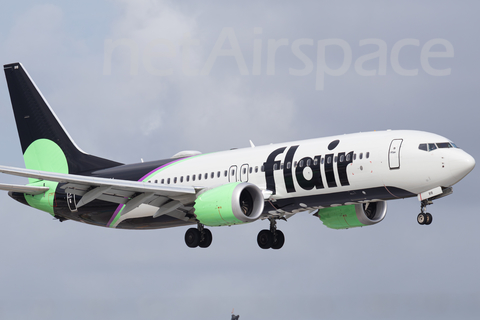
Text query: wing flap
0 165 196 196
0 182 49 195
97 193 129 205
0 165 198 209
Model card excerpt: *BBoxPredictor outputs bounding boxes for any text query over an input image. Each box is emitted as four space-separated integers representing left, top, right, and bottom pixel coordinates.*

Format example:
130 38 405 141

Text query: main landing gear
417 200 433 225
257 218 285 249
185 223 212 248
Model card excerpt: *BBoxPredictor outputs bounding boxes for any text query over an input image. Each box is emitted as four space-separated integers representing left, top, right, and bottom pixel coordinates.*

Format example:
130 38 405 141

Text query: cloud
1 1 480 319
4 4 65 61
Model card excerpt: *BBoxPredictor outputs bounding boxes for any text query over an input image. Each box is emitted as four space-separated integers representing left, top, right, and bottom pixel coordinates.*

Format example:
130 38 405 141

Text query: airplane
0 62 475 250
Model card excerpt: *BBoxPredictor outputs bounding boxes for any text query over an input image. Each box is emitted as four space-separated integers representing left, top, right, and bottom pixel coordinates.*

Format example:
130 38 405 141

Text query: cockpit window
418 144 427 151
419 142 458 152
437 142 453 148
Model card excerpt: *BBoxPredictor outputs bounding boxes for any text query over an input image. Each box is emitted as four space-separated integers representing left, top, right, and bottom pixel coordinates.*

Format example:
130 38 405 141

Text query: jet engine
316 201 387 229
193 182 264 226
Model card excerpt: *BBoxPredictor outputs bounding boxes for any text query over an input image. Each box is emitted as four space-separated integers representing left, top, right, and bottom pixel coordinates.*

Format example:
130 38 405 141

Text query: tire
417 213 425 225
185 228 201 248
199 229 213 248
257 229 274 249
425 213 433 225
271 230 285 250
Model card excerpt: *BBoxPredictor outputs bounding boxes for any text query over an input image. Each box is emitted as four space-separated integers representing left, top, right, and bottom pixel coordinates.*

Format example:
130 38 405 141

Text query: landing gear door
389 139 403 169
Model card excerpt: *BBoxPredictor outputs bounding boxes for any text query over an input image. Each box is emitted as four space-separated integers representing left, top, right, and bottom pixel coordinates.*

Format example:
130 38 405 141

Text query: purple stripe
138 159 184 182
107 159 183 227
107 204 125 227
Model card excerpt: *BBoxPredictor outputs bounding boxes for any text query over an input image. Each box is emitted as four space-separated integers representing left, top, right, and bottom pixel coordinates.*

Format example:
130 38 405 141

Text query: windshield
418 142 458 152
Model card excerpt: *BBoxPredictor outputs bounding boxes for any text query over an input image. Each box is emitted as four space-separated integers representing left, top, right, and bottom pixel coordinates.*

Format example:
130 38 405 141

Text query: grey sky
1 1 479 319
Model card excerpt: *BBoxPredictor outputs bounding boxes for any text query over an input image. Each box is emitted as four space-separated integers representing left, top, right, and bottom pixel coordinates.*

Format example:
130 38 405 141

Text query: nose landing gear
417 200 433 225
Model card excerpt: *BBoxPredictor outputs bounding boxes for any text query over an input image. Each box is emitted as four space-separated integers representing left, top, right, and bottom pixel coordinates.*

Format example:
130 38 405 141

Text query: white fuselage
113 130 474 225
139 131 468 204
146 130 472 195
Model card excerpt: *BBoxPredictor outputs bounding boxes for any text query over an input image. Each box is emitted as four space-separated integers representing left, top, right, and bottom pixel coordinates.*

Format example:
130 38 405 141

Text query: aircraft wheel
185 228 201 248
257 229 274 249
417 213 426 225
271 230 285 250
199 229 213 248
425 213 433 225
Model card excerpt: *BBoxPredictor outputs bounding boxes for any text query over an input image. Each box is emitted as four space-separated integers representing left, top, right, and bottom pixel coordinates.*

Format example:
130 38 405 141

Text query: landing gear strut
417 200 433 225
185 223 213 248
257 218 285 249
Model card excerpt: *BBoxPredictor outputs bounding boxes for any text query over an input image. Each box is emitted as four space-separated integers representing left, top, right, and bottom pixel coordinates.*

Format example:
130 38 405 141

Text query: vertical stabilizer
4 63 122 174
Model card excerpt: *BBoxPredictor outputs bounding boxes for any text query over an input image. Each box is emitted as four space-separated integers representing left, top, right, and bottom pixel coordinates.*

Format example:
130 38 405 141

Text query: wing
0 182 49 195
0 165 199 219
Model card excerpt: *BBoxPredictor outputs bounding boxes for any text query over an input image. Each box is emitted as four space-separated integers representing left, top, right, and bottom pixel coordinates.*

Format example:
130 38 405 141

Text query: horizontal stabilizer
0 183 49 195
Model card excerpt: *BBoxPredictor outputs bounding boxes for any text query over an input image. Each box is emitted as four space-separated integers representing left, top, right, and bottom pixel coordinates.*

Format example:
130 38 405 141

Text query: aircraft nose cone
451 151 475 179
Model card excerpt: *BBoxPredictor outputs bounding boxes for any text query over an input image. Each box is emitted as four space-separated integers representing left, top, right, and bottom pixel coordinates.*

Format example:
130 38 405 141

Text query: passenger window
217 171 221 178
180 176 183 183
327 156 332 164
313 158 318 166
186 176 190 182
192 175 196 181
321 158 324 165
174 177 177 184
273 164 278 170
198 174 201 180
261 165 265 172
224 170 228 177
334 156 337 163
359 153 363 160
294 161 298 168
280 163 284 170
243 168 246 174
339 155 345 162
249 167 252 174
167 178 171 184
299 160 304 168
418 144 428 151
211 172 214 179
366 152 370 159
287 162 291 169
161 179 164 184
255 166 258 173
354 154 357 160
231 169 235 176
346 154 351 162
307 159 311 166
428 143 437 151
205 173 208 179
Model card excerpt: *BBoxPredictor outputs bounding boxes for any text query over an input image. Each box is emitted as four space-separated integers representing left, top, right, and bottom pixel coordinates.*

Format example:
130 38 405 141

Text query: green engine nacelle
316 201 387 229
193 182 264 227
